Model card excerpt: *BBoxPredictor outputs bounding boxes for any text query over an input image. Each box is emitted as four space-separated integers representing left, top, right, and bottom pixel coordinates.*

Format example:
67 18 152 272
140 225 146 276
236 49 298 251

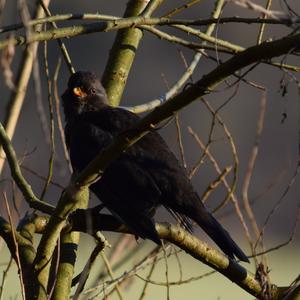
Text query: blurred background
0 1 299 299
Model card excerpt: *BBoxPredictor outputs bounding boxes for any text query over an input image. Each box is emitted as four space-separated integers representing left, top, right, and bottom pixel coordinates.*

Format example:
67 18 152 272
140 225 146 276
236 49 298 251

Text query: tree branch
74 32 300 188
1 15 298 35
101 0 163 106
1 16 298 51
0 122 54 214
36 210 285 299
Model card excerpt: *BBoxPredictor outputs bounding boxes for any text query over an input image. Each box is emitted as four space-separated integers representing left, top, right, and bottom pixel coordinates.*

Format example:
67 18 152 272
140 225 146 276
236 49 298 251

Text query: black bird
62 71 249 262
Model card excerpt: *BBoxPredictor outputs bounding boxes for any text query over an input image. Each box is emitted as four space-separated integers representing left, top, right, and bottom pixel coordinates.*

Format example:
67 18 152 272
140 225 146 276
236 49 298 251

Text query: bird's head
62 71 108 120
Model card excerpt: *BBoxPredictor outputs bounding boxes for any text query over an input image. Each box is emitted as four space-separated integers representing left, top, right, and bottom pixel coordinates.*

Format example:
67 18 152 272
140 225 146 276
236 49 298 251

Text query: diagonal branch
75 32 300 188
0 122 54 214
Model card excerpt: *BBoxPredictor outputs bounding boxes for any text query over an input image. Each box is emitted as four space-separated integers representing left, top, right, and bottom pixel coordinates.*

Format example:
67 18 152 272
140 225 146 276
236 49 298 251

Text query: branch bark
0 122 54 214
101 0 163 106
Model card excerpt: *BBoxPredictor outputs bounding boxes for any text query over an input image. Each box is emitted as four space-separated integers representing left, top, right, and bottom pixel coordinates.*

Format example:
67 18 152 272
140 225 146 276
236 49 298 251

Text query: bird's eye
90 88 96 94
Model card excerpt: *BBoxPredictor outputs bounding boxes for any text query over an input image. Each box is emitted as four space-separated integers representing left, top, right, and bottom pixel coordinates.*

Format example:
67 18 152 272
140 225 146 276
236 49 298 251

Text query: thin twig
38 0 75 74
138 255 158 300
136 269 217 286
91 236 140 286
53 58 72 173
0 122 54 213
250 206 300 258
201 166 232 203
21 165 64 189
73 240 107 300
84 246 162 297
162 242 170 300
40 38 55 200
188 126 252 251
101 252 124 300
162 0 203 18
127 0 226 114
3 193 26 300
227 0 285 19
256 0 273 44
242 89 267 263
32 54 50 143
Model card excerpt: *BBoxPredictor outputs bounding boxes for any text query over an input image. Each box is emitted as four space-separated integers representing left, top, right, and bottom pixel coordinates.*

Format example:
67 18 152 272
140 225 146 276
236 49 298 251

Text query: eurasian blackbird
62 71 249 262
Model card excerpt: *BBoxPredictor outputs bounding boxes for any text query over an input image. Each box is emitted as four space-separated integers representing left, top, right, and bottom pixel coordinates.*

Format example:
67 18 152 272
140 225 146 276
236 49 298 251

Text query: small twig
227 0 286 19
21 165 64 189
53 58 72 173
242 89 267 263
38 0 75 74
91 236 140 286
140 0 164 17
73 234 108 300
0 122 54 213
83 246 162 298
127 0 225 114
254 77 300 248
101 252 124 300
188 125 252 251
201 166 232 203
32 55 50 143
138 255 159 300
250 206 300 258
47 237 61 300
40 38 55 201
255 152 300 250
172 246 183 282
162 242 170 300
162 0 203 18
10 181 21 220
256 0 273 44
136 269 217 287
3 193 26 300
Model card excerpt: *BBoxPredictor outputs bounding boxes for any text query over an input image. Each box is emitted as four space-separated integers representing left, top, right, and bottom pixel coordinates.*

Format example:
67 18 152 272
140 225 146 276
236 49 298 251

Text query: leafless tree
0 1 299 299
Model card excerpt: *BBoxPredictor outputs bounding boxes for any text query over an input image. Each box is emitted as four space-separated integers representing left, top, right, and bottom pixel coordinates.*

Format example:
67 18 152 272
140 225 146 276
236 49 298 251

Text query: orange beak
73 87 87 98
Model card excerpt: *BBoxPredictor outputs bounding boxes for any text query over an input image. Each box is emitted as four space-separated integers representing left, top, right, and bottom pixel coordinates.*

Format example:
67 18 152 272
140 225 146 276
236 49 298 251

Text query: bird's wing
66 112 162 244
66 119 113 172
91 155 162 244
79 108 195 233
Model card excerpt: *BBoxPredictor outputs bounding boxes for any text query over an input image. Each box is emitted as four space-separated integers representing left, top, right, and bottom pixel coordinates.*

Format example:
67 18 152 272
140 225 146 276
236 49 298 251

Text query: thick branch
54 211 279 299
30 181 89 300
6 212 296 299
74 32 300 188
102 0 163 106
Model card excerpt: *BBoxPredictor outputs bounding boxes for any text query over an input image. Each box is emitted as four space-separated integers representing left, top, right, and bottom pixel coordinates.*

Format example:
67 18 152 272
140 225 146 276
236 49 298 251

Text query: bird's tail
191 206 249 262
